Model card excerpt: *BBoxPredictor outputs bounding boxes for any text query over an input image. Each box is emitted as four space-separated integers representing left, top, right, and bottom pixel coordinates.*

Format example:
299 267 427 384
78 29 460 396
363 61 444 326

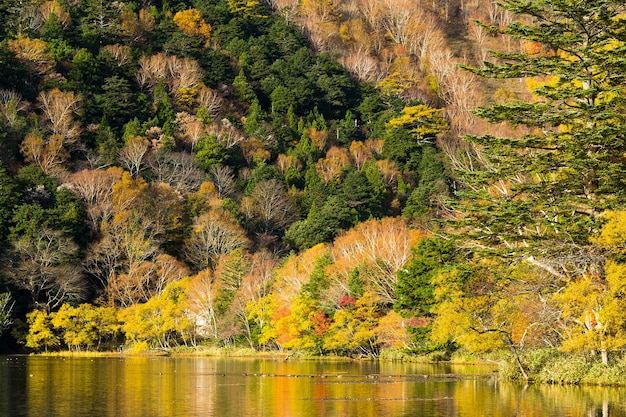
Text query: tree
315 146 350 183
7 37 55 76
453 0 626 275
240 179 297 235
386 104 448 143
324 291 382 357
96 76 142 130
285 196 353 250
25 309 59 352
329 217 421 305
184 210 249 270
394 237 454 348
51 303 121 351
118 136 150 178
7 227 87 312
173 9 212 46
186 269 220 339
146 149 206 194
0 293 14 336
120 8 155 45
432 260 564 379
554 211 626 364
120 279 193 350
37 88 82 143
65 167 124 230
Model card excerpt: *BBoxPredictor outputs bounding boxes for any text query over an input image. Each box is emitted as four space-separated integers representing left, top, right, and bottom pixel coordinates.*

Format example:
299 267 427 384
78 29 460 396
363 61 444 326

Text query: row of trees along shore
2 0 626 383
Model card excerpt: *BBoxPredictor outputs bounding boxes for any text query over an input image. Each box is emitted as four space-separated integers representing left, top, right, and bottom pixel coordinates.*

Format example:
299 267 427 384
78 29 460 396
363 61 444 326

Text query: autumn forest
1 0 626 383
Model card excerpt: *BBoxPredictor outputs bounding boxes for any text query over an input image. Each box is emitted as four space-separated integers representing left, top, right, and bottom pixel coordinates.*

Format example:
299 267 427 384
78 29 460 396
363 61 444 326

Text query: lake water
1 355 626 416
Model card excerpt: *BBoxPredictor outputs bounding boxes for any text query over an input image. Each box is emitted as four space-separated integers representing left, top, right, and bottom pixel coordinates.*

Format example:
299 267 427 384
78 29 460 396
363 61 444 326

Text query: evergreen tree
454 0 626 273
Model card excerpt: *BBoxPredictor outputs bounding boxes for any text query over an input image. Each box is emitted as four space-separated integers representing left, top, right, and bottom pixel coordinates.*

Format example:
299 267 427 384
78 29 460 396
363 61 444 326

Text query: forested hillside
1 0 626 383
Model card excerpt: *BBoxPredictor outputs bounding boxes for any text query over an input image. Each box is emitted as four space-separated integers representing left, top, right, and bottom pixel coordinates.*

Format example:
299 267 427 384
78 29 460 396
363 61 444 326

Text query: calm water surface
1 355 626 416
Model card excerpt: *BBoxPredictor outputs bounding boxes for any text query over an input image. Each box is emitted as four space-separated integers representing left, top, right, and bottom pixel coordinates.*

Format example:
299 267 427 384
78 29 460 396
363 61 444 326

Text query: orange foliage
20 132 68 177
329 217 424 303
349 140 372 170
315 146 350 183
272 244 330 305
120 8 155 44
305 127 328 150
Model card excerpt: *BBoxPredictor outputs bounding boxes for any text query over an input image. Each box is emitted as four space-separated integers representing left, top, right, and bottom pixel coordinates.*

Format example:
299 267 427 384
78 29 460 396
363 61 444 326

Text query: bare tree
101 44 133 67
340 48 381 82
184 210 249 270
37 88 82 142
0 293 15 336
241 179 298 234
64 167 123 230
187 270 220 338
146 150 206 194
8 228 87 312
118 136 150 178
210 165 237 199
175 112 206 150
196 87 223 119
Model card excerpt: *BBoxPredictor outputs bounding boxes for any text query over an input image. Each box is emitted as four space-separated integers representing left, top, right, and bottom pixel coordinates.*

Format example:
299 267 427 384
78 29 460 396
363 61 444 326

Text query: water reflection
0 356 625 417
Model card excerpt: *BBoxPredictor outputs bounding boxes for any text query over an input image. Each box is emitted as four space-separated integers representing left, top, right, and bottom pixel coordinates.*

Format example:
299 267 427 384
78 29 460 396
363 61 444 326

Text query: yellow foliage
605 260 626 297
554 266 626 356
525 75 558 101
273 295 317 349
246 294 278 345
173 9 212 44
7 37 55 75
25 310 59 351
375 310 411 349
492 88 516 104
272 243 329 304
591 211 626 253
228 0 268 19
387 104 448 139
323 291 380 354
120 279 193 349
112 171 148 212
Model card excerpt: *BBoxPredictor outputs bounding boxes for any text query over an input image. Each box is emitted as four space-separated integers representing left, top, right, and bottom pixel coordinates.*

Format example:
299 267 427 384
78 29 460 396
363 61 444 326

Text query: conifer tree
455 0 626 274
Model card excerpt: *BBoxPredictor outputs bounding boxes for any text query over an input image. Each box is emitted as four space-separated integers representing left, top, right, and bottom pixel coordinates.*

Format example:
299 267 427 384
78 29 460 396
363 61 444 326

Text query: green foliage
339 168 383 221
0 0 544 358
536 354 592 385
96 76 145 130
403 145 449 220
454 0 626 257
300 253 333 300
285 196 353 250
0 162 19 244
233 70 257 103
68 49 101 91
196 134 226 171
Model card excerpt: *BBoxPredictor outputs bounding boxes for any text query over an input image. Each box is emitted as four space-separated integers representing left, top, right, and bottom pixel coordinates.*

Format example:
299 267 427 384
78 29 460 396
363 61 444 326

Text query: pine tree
454 0 626 274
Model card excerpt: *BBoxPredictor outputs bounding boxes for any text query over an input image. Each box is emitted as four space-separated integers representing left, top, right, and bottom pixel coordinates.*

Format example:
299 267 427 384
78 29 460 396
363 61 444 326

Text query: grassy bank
499 349 626 386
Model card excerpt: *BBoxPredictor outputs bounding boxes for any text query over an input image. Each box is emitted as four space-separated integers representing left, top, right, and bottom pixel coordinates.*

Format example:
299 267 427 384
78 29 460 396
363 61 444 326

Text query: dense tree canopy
1 0 626 380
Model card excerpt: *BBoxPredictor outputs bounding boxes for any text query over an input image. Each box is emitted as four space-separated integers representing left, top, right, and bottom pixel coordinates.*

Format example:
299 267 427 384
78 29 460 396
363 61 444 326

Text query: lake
1 355 626 416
